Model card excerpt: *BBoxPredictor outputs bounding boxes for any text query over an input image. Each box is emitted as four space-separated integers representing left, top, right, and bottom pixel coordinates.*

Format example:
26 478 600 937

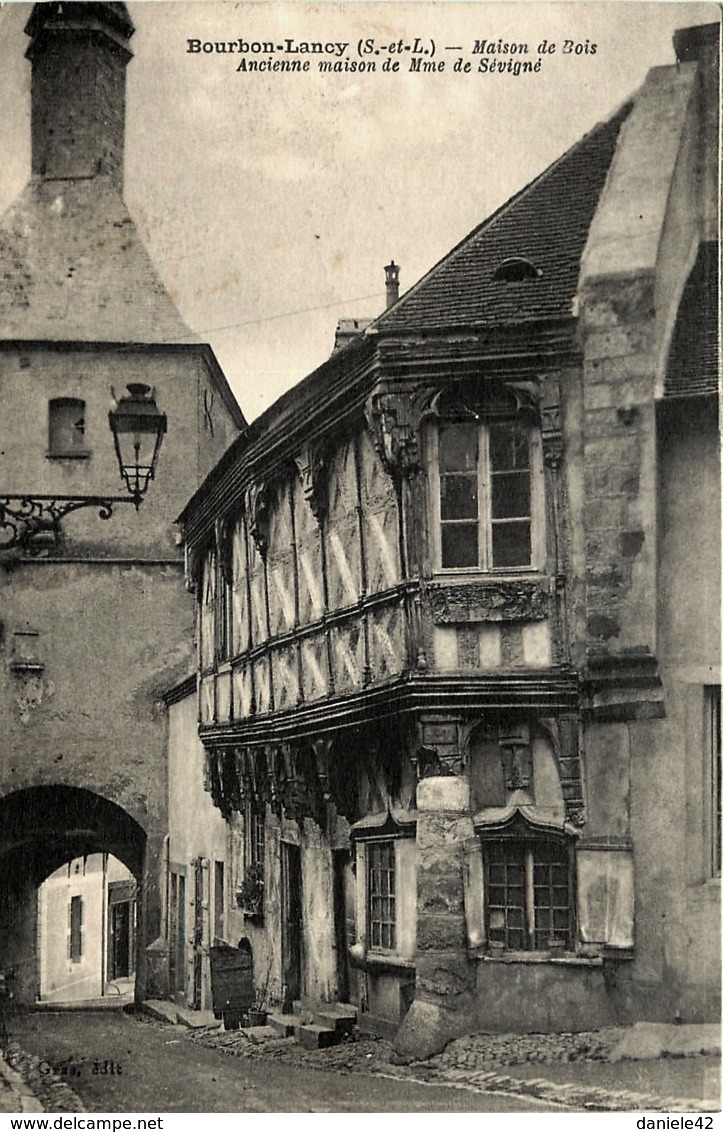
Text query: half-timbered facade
176 21 719 1056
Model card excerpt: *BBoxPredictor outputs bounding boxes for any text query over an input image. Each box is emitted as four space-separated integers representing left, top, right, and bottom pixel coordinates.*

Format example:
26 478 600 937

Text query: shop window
368 841 396 951
485 839 572 951
69 894 83 962
433 418 542 571
48 398 88 458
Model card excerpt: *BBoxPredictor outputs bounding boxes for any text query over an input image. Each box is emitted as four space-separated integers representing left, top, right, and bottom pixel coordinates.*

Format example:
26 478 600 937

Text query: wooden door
333 849 350 1002
281 843 303 1004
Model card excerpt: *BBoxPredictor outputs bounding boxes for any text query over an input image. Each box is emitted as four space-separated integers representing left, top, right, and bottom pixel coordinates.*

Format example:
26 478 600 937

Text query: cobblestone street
2 1009 718 1114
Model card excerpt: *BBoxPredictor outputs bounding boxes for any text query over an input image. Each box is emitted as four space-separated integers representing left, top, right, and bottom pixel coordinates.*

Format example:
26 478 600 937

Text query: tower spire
24 2 135 191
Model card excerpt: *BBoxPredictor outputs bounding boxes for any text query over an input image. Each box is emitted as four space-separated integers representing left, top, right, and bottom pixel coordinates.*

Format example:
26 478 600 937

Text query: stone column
394 775 476 1060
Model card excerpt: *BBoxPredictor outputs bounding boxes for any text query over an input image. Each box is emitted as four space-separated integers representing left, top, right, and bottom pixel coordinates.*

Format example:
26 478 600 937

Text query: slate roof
374 103 632 334
665 241 720 398
0 178 196 343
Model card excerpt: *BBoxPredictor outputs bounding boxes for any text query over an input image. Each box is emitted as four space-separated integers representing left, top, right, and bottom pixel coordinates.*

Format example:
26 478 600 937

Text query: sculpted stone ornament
426 579 549 624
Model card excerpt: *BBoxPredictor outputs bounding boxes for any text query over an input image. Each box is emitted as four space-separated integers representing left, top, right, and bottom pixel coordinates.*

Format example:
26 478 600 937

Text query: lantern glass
109 383 167 503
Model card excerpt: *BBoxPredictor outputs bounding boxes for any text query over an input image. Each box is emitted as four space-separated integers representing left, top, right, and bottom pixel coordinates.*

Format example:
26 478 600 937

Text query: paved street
3 1011 566 1113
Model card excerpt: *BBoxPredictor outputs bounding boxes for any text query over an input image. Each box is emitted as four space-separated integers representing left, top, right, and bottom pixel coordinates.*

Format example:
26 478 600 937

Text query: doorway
281 843 303 1004
332 849 351 1002
107 879 136 981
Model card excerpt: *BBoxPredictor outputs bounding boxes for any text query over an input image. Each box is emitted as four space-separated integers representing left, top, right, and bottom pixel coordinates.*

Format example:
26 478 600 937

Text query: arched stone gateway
0 786 147 1005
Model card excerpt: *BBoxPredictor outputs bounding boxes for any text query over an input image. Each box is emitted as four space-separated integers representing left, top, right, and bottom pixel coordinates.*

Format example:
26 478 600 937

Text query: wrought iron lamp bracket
0 493 140 552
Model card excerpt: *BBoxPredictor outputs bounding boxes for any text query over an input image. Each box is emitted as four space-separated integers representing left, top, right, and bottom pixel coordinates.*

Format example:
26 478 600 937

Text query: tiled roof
375 103 631 334
665 242 720 398
0 178 195 343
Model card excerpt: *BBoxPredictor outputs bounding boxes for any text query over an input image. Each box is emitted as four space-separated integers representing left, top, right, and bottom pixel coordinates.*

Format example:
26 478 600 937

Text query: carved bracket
541 374 563 469
293 444 328 524
245 483 270 560
426 579 550 624
539 716 586 828
365 383 440 479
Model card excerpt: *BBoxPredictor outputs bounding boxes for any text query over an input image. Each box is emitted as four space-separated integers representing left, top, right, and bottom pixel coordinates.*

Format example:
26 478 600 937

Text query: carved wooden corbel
541 375 563 469
365 383 440 479
293 444 328 523
215 516 234 587
245 483 270 560
539 715 585 828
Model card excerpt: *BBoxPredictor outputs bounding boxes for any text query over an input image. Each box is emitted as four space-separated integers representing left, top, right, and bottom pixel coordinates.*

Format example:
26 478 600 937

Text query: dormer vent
492 257 542 282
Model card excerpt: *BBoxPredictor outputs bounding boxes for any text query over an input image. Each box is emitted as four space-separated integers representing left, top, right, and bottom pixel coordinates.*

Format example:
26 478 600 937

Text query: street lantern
109 384 167 507
0 384 167 552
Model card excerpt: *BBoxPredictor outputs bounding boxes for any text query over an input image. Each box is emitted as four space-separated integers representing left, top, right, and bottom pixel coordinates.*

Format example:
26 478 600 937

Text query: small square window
49 398 89 458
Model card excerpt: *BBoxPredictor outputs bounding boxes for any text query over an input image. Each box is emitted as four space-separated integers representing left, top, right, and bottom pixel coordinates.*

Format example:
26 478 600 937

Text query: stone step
267 1013 297 1037
296 1022 340 1050
292 999 357 1032
315 1009 355 1035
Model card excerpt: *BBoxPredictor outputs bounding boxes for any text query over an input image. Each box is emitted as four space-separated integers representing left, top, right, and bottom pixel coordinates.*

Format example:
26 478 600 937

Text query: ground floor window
367 841 396 951
485 839 572 951
69 894 83 962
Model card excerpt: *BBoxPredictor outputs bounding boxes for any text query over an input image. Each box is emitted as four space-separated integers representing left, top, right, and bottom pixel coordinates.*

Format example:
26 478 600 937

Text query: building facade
0 2 243 1004
176 21 720 1056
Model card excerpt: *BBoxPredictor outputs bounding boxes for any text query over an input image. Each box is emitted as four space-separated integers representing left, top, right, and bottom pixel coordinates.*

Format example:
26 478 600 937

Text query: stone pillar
394 776 476 1060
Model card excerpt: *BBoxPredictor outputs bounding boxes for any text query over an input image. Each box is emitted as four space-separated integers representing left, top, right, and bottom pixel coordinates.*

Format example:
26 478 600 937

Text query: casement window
485 839 573 951
245 800 265 872
367 841 396 951
434 418 543 571
69 894 83 962
351 812 417 960
708 686 721 877
48 398 88 458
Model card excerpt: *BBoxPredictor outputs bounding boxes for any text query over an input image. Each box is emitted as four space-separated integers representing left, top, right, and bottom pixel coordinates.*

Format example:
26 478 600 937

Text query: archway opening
0 786 146 1005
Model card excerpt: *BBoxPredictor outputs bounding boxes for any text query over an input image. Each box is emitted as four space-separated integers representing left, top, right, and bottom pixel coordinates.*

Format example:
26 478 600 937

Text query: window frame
366 839 397 953
429 416 545 575
48 397 90 460
483 836 575 953
68 894 83 963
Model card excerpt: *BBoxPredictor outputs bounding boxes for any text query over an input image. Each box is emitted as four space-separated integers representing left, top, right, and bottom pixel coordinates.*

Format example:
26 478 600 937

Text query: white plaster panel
396 838 418 960
433 626 458 670
417 776 470 813
463 837 485 948
216 670 231 723
200 674 214 725
577 847 634 949
522 621 551 667
478 624 502 668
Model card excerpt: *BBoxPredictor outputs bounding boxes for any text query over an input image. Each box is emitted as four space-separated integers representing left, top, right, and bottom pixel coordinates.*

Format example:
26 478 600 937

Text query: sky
0 0 717 421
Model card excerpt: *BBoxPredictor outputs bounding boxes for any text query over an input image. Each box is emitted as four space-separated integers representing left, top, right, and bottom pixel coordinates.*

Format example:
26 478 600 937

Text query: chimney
385 261 400 309
24 3 135 191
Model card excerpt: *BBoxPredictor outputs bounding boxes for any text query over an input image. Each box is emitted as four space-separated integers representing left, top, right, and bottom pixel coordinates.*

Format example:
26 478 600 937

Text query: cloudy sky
0 0 716 421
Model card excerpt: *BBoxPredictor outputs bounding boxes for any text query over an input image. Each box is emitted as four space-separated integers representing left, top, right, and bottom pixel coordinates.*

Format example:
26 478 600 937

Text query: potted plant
235 863 264 919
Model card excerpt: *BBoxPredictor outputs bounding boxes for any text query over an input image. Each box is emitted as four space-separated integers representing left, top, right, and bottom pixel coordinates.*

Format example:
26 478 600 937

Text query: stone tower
0 2 244 1003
